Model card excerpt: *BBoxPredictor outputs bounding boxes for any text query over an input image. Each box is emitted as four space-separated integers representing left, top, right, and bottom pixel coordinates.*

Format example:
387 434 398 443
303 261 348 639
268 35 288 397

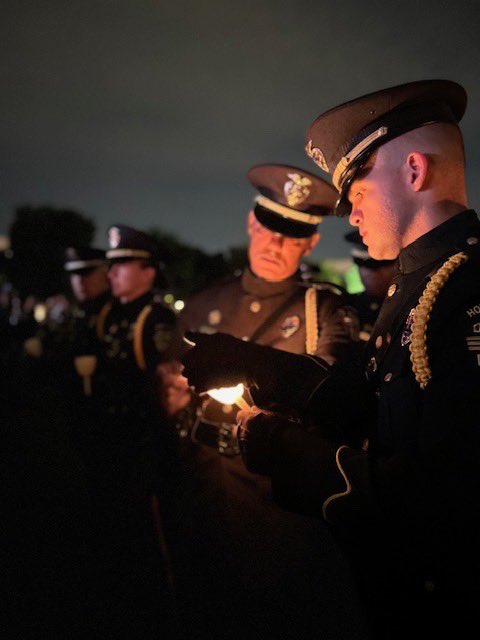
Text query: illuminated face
70 267 109 302
247 212 319 281
347 152 408 260
108 259 154 301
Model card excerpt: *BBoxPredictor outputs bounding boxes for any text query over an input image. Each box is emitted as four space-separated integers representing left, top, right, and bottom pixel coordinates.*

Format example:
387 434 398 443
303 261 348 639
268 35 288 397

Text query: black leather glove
237 411 296 476
181 331 332 414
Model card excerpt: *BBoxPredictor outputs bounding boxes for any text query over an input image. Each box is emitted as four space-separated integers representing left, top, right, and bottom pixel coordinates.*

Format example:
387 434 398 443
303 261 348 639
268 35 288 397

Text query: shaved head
377 123 467 204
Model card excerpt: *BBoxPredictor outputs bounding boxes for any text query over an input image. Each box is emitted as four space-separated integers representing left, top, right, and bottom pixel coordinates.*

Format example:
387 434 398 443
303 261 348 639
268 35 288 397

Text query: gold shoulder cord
133 304 152 370
305 287 319 355
96 302 112 340
409 251 468 390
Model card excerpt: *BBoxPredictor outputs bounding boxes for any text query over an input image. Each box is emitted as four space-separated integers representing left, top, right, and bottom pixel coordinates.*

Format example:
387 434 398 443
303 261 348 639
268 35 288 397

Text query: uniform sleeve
314 291 360 363
270 289 480 549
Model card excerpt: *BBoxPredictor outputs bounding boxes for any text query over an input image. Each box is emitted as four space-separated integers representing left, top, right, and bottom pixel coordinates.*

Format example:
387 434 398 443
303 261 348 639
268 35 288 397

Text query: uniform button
250 301 261 313
387 283 397 297
375 335 383 348
208 309 222 325
467 236 479 245
384 372 392 382
370 302 379 311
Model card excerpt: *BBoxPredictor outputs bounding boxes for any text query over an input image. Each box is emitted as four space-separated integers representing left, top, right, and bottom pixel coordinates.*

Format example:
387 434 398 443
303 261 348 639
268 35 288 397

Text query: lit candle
207 383 250 410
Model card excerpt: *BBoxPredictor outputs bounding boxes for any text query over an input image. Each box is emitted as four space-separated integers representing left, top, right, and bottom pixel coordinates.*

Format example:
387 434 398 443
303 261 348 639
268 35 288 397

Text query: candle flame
207 383 245 405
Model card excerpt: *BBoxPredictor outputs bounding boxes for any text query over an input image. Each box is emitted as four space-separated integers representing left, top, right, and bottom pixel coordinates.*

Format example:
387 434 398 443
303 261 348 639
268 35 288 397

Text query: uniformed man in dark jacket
25 246 110 377
163 165 366 640
344 230 397 341
86 224 181 636
181 80 480 639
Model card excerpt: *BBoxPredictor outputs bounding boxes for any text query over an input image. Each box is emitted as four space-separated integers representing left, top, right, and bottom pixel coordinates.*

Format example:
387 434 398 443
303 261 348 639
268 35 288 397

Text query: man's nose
349 209 362 227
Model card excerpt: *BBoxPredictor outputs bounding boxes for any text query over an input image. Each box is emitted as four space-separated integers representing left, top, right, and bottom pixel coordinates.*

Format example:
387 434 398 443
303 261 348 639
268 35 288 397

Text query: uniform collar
79 291 110 314
398 209 480 274
114 290 153 314
241 267 298 298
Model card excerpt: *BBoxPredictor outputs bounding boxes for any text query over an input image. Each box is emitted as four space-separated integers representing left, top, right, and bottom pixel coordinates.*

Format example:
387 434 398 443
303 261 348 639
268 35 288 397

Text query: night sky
1 0 480 259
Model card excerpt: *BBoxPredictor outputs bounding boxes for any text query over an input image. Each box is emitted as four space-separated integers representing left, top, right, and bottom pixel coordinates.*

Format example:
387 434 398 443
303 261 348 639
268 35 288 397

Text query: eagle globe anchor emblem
284 173 312 208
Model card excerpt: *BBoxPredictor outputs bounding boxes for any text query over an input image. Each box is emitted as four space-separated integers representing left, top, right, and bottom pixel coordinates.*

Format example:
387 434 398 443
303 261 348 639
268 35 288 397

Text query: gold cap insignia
284 173 312 208
109 227 121 249
305 140 329 172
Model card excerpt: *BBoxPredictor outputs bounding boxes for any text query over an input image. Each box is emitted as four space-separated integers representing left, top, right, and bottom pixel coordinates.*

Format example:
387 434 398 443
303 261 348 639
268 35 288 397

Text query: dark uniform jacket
181 267 356 358
348 291 386 342
95 290 177 420
175 268 367 640
83 289 180 504
262 210 480 636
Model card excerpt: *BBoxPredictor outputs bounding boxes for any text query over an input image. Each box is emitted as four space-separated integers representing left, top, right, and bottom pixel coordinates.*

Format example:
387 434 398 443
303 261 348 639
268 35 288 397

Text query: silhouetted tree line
8 206 95 299
3 205 248 301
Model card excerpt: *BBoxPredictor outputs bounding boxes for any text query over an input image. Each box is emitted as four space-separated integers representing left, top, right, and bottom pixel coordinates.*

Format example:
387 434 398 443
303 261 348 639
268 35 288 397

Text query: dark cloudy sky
1 0 480 259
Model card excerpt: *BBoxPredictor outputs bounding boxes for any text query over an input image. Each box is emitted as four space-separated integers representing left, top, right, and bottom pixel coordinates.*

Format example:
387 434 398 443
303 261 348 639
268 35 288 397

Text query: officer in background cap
344 230 397 341
64 246 109 304
162 165 364 640
182 80 480 638
84 224 181 635
24 246 109 367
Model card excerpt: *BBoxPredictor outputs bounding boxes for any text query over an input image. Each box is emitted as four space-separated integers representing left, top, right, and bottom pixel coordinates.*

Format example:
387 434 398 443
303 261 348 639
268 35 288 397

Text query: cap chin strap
255 195 323 225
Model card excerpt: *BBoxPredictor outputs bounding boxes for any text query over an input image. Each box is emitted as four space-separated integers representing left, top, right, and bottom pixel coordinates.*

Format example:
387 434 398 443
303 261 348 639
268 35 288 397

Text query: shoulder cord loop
305 287 319 355
133 304 152 370
410 251 468 390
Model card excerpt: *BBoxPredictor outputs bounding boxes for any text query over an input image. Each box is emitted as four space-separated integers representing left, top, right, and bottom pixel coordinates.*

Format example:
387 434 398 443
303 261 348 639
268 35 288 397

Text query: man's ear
405 151 429 192
303 232 321 256
142 264 156 286
247 210 256 238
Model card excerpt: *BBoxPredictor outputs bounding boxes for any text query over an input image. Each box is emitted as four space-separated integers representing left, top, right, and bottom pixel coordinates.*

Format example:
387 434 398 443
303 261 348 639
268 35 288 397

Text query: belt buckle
217 423 240 457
